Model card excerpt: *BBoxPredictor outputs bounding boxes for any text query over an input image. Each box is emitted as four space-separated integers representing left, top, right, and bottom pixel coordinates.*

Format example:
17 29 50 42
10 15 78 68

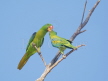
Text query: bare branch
80 0 87 25
36 0 100 81
80 30 86 34
36 44 85 81
65 44 86 57
51 44 85 68
70 0 100 41
49 51 61 66
50 0 100 66
32 43 47 67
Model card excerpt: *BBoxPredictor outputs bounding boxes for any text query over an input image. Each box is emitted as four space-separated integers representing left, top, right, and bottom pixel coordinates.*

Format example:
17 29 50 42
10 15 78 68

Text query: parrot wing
51 36 67 48
40 37 44 47
51 36 74 49
51 38 62 48
61 39 76 49
26 32 36 51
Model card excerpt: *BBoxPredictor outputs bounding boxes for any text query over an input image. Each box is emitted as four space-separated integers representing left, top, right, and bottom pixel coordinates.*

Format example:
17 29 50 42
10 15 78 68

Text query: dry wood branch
70 0 100 41
36 44 85 81
36 0 100 81
80 0 87 25
32 43 47 66
50 0 100 66
50 44 85 68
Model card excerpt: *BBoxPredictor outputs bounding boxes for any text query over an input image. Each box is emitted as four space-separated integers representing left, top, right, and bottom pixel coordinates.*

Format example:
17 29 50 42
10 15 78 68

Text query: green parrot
17 24 53 70
49 30 77 54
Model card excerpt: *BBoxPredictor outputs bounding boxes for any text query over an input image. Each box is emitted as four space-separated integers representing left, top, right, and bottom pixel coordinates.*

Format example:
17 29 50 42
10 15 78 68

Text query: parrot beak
48 26 53 32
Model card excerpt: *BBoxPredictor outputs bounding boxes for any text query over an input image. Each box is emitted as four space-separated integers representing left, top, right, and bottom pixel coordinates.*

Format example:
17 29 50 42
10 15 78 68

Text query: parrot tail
17 53 30 70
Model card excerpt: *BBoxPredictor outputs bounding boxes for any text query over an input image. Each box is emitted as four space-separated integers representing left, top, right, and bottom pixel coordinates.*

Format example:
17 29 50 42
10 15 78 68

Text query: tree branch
36 44 85 81
80 0 87 25
36 0 100 81
70 0 100 41
32 43 47 66
50 0 100 66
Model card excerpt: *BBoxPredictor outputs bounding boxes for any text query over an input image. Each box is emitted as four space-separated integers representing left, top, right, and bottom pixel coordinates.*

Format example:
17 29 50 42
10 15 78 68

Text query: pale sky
0 0 107 81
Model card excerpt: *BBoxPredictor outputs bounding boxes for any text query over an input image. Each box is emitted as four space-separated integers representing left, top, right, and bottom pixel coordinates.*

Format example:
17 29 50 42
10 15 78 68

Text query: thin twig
80 0 87 25
32 43 47 66
70 0 100 41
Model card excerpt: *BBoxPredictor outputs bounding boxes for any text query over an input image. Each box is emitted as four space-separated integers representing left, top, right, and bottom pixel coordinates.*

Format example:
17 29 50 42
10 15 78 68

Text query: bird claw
62 55 66 59
32 42 36 46
74 48 77 50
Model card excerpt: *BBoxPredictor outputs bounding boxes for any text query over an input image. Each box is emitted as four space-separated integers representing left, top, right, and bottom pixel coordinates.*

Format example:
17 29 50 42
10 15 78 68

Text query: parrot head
41 24 53 32
47 24 53 32
49 30 57 36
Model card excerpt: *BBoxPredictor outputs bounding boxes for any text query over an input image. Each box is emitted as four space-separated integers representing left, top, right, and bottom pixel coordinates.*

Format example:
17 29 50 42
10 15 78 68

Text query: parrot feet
32 42 36 47
62 55 66 59
74 48 77 50
32 43 41 53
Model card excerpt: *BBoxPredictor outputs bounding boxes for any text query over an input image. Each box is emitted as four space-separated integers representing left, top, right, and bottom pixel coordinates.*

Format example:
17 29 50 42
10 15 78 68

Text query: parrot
17 24 53 70
49 30 77 54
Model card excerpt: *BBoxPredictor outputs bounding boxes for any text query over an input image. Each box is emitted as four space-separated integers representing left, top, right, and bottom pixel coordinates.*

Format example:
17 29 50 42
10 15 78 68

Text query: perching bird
17 24 53 70
49 30 77 54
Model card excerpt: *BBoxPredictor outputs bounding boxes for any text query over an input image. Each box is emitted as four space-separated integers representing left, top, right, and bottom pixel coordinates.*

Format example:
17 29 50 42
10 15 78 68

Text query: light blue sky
0 0 107 81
